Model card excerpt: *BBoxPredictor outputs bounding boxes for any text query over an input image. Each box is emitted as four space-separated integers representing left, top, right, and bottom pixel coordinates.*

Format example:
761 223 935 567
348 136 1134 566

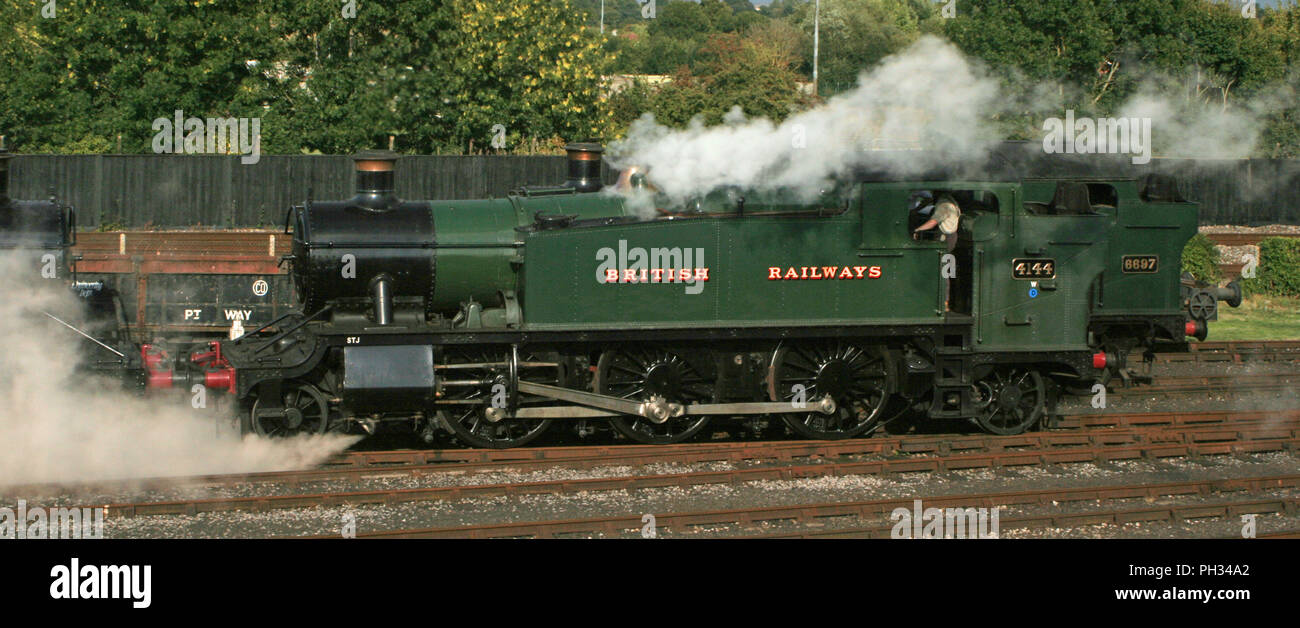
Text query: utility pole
813 0 820 97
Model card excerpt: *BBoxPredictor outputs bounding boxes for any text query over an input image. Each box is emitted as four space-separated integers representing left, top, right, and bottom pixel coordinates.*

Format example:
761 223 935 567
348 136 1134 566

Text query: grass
1210 295 1300 341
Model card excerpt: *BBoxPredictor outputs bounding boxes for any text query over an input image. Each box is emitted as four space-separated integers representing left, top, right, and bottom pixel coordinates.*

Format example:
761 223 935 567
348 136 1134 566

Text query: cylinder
563 143 604 193
352 149 399 209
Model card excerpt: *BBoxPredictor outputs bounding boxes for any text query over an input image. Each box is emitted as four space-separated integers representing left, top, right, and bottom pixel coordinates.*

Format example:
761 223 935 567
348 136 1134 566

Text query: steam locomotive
126 144 1241 448
0 141 134 372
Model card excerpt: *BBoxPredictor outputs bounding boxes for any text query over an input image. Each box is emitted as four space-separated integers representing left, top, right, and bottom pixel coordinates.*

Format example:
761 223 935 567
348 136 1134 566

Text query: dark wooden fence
7 154 612 229
7 153 1299 228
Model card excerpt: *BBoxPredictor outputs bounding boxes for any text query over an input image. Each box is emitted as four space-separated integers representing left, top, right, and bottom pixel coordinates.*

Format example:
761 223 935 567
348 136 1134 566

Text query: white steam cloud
1119 90 1283 161
606 36 1004 208
0 254 356 486
606 35 1295 210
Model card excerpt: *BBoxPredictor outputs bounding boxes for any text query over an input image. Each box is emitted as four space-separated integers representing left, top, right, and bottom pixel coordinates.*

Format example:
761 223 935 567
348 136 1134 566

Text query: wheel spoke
439 350 553 448
774 343 890 440
601 346 711 445
975 369 1044 435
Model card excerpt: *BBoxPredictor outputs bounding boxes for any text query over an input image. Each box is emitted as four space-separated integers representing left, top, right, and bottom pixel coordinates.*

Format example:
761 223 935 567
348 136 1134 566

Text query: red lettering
694 268 709 281
853 266 867 278
868 266 882 278
605 269 618 282
821 266 836 279
768 267 781 280
784 268 798 280
651 268 664 282
623 269 637 282
838 267 853 279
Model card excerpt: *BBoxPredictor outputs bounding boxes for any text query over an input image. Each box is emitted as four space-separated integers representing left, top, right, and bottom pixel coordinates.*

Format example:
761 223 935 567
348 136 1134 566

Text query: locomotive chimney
352 149 400 209
563 142 604 193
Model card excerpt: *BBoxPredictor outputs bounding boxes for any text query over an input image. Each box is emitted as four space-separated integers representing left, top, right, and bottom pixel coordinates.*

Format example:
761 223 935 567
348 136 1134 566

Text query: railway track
328 408 1300 469
94 422 1300 519
1254 530 1300 538
1161 341 1300 364
6 409 1297 501
1108 372 1300 396
7 409 1296 499
321 473 1300 538
746 497 1299 538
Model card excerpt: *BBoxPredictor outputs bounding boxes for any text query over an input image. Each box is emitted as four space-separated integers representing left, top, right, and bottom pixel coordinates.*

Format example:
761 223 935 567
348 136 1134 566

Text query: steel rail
96 436 1300 519
326 473 1300 538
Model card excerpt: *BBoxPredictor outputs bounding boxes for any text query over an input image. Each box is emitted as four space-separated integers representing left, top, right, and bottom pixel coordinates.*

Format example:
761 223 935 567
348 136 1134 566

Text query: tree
788 0 939 96
570 0 647 29
724 0 756 14
433 0 614 151
944 0 1118 100
0 0 613 154
608 26 808 129
0 0 275 153
651 0 716 40
255 0 434 154
946 0 1287 109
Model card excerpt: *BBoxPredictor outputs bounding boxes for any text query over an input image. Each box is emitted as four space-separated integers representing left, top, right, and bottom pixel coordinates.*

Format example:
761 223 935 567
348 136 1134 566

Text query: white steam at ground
607 35 1297 210
0 253 357 486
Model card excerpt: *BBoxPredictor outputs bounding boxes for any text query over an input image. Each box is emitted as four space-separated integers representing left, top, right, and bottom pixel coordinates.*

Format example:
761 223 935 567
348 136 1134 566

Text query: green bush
1180 233 1222 284
1242 237 1300 297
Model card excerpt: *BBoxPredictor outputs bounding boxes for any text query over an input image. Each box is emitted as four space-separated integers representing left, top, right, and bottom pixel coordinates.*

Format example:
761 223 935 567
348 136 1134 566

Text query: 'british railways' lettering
769 266 883 280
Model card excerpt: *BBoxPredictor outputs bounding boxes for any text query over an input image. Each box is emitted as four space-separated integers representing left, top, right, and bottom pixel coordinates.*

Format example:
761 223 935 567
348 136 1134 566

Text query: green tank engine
168 146 1239 448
